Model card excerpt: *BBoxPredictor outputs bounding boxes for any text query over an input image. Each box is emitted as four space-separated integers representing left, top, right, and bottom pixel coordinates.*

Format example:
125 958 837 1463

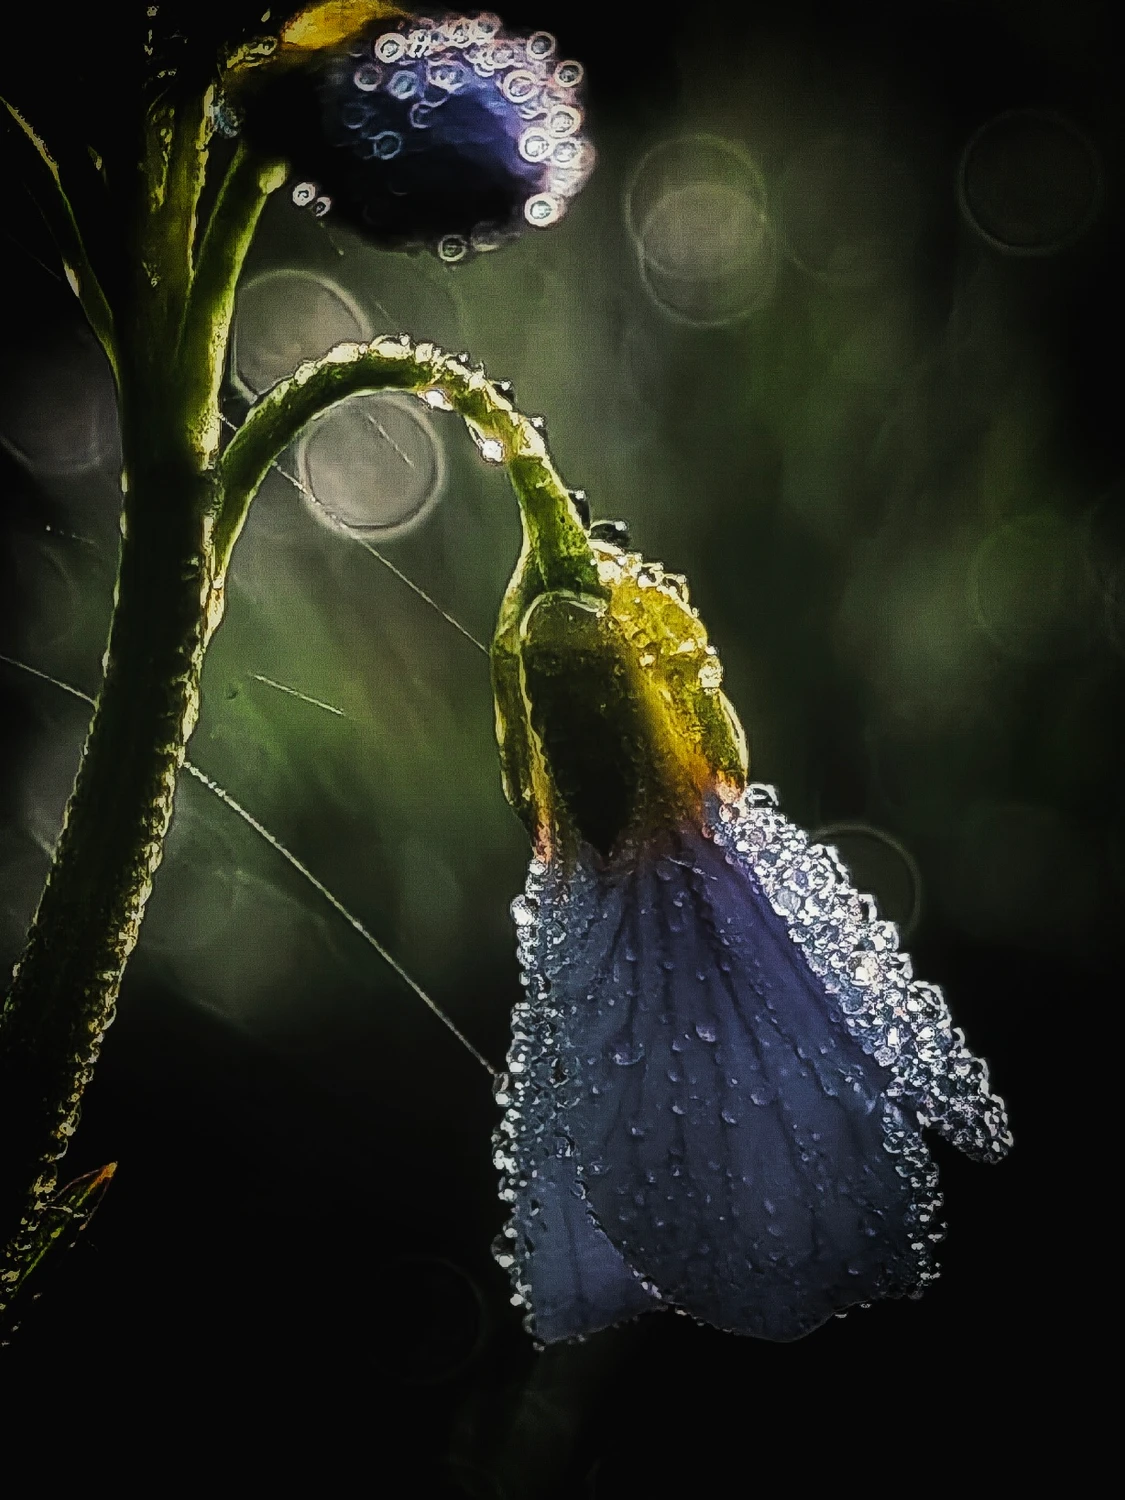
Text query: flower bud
225 6 595 257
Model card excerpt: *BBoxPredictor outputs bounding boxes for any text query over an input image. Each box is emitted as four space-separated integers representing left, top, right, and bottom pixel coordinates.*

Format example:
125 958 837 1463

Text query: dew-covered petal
495 1113 659 1342
497 789 1009 1342
546 834 921 1340
494 936 659 1343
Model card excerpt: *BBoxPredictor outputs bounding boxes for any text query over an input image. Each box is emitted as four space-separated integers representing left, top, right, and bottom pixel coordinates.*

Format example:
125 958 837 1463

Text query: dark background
0 1 1117 1488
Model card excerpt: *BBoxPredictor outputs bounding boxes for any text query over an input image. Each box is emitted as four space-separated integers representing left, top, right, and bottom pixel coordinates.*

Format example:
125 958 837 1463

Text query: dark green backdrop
0 1 1115 1488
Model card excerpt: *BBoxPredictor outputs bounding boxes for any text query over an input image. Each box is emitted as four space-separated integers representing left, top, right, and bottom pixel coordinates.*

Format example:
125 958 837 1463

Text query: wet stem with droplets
0 94 280 1303
0 77 595 1312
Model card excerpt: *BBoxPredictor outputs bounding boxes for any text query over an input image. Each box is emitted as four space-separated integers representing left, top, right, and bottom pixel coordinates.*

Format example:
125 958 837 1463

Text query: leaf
1 95 118 381
0 1162 117 1343
11 1163 118 1298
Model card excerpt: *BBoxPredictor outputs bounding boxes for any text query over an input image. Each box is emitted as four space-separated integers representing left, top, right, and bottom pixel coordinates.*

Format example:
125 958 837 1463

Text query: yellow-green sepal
492 535 749 858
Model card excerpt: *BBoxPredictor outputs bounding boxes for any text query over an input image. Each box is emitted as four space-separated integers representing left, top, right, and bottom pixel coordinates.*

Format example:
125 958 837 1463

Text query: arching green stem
217 336 601 592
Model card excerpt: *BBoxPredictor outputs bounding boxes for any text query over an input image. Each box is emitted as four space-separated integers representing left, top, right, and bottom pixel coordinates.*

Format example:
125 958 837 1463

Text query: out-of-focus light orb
958 110 1102 256
812 821 923 939
970 512 1097 662
0 324 119 477
836 539 993 728
297 391 445 537
142 792 337 1023
625 135 777 326
777 135 920 288
232 267 370 397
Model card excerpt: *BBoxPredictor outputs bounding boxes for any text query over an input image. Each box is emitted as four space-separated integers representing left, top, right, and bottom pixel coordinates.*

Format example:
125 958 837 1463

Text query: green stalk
0 111 284 1306
217 338 599 589
0 97 595 1312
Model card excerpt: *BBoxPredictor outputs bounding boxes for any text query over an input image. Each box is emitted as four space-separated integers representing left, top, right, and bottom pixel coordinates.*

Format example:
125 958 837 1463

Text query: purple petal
496 787 1010 1342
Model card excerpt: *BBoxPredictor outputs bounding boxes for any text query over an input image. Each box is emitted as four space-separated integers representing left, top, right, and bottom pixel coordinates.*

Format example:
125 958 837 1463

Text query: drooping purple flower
490 540 1011 1343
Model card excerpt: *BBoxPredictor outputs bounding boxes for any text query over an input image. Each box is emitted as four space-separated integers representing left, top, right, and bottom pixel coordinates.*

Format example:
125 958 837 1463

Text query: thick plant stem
0 457 223 1299
0 112 283 1305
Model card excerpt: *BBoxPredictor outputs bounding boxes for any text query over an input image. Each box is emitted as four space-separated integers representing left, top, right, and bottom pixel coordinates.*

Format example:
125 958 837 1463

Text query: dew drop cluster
493 777 1011 1343
710 786 1012 1167
284 12 595 257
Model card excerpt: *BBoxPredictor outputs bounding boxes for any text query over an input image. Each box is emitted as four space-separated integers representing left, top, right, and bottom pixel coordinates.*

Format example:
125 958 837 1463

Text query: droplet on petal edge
709 787 1012 1166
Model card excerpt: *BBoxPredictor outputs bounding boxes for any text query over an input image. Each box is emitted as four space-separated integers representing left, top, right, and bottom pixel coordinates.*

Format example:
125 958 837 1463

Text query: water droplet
846 952 882 987
389 69 419 100
374 32 406 64
697 655 723 690
720 1108 739 1126
501 68 539 104
746 783 780 808
409 100 439 130
312 195 332 218
527 30 556 60
437 233 468 263
442 17 473 48
554 60 583 88
427 59 466 92
695 1022 717 1043
469 426 505 465
405 26 431 58
354 62 383 91
610 1040 644 1066
418 388 454 411
519 127 554 164
547 105 582 139
291 181 317 208
525 192 563 227
371 129 402 160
